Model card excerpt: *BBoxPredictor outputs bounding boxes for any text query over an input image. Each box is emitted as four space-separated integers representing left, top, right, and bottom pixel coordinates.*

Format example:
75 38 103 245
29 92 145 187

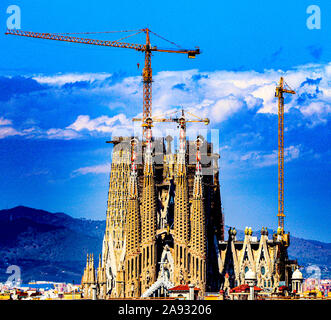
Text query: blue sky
0 0 330 242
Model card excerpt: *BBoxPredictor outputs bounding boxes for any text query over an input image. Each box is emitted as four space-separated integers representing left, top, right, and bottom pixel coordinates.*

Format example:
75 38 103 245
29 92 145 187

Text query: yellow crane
132 109 209 126
132 110 209 148
5 28 200 139
275 77 295 231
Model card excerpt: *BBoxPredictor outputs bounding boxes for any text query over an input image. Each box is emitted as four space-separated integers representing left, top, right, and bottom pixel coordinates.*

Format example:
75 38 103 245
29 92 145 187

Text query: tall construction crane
275 77 295 231
5 28 200 138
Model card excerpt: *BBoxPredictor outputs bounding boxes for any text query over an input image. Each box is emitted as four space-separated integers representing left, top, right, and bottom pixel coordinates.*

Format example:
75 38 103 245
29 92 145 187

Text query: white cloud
24 169 50 177
0 117 23 138
210 96 244 122
0 117 12 126
33 73 112 86
284 145 301 162
30 63 331 126
301 101 331 117
94 62 329 126
233 145 301 168
72 163 111 176
46 128 81 140
1 62 330 140
0 126 22 139
252 83 276 113
67 113 133 137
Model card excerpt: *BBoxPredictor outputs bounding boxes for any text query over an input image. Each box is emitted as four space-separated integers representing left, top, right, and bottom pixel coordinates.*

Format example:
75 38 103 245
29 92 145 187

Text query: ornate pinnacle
98 254 102 269
195 137 202 175
193 137 203 198
178 121 186 165
145 125 153 164
129 138 138 198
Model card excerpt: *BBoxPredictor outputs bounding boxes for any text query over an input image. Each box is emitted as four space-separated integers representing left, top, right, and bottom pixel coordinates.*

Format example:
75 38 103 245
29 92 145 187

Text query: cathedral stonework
219 227 297 294
81 128 296 299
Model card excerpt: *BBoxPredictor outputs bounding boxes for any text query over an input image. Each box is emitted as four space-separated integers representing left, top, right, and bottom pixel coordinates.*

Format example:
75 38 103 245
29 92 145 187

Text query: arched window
261 266 266 275
184 248 186 268
188 253 191 271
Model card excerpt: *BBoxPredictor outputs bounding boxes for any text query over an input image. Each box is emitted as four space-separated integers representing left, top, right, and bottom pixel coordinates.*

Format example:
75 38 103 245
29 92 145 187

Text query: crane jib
5 29 146 51
5 29 200 56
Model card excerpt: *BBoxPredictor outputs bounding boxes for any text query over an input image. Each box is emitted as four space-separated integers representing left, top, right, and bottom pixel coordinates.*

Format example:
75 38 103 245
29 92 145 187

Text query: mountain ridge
0 206 329 283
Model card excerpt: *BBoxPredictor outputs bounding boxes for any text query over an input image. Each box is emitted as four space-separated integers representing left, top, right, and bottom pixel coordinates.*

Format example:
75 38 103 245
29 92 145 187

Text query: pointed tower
189 138 207 297
211 153 224 241
82 254 89 297
87 254 92 285
82 254 89 283
83 254 96 299
125 139 141 297
174 116 190 284
164 135 175 182
97 254 107 299
140 121 157 293
102 138 130 297
89 254 96 285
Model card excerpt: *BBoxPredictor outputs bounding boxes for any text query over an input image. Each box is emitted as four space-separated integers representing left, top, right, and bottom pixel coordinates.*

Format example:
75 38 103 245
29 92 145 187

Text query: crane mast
142 29 152 128
275 77 295 231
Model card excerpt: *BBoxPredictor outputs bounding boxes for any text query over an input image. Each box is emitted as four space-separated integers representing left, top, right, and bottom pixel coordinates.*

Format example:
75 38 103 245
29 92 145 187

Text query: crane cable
109 30 144 43
51 29 144 35
50 30 145 47
148 30 183 49
50 29 184 50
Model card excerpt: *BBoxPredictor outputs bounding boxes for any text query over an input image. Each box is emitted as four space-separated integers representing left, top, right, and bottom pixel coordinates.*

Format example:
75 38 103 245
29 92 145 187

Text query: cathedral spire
140 119 157 293
98 253 102 269
128 139 138 199
189 137 207 296
174 116 190 284
90 254 96 285
96 252 107 299
87 254 91 284
193 138 203 198
101 137 130 298
125 138 141 297
81 253 89 287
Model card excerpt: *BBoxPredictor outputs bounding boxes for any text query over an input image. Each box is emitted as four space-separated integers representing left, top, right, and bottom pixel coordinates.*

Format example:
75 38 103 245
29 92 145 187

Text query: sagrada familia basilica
81 115 297 299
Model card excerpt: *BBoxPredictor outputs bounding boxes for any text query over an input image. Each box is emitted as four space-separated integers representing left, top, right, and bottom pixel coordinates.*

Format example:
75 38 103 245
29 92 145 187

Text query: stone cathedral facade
82 119 224 298
81 124 297 299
